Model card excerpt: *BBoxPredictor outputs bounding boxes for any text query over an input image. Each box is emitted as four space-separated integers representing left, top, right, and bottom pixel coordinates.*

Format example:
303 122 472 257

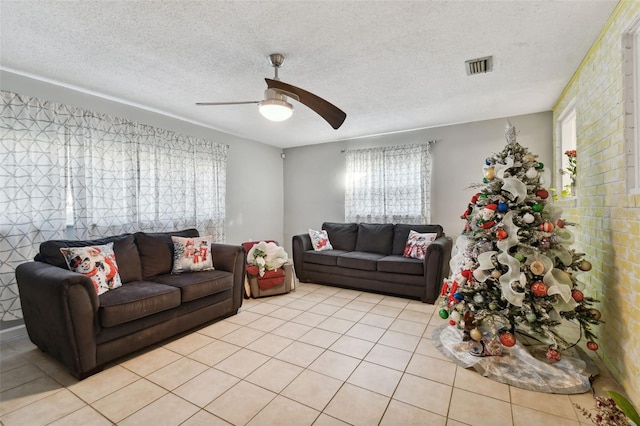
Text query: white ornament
523 213 535 224
525 168 538 179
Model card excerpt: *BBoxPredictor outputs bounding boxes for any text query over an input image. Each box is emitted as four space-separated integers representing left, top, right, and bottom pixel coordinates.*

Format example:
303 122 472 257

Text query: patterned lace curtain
193 138 227 241
0 92 67 325
64 109 227 241
65 108 139 238
136 126 227 241
345 144 432 224
0 90 227 325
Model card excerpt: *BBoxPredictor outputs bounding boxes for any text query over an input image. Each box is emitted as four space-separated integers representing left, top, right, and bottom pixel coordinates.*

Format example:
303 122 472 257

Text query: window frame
556 100 577 198
624 19 640 194
344 143 432 224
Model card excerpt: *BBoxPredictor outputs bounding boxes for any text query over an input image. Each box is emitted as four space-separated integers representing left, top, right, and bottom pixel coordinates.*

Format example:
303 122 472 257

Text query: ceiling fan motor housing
258 88 294 121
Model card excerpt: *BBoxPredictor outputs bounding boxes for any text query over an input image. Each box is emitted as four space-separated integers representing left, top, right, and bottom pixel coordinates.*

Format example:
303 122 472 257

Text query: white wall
283 112 553 255
0 70 285 246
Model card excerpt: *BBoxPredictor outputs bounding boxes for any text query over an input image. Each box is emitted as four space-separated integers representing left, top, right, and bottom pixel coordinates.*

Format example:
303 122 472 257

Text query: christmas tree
439 121 602 361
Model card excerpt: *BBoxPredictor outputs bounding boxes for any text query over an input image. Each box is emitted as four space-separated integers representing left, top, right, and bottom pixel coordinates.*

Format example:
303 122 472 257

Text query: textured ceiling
0 1 617 148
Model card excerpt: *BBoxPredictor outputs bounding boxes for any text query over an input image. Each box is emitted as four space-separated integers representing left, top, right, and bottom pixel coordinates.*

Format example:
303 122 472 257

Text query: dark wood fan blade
196 101 259 106
265 78 346 129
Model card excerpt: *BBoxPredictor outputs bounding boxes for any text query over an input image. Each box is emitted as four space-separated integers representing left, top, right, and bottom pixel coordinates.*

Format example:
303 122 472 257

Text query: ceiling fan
196 53 346 129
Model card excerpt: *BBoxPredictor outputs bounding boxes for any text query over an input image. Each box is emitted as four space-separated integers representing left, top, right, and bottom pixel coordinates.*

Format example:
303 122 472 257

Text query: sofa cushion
337 251 385 271
151 270 233 303
38 234 143 283
355 223 394 255
135 229 199 278
303 249 348 266
322 222 359 251
392 224 444 255
403 230 438 260
98 281 181 327
60 243 123 295
377 255 424 275
309 229 333 251
171 235 215 273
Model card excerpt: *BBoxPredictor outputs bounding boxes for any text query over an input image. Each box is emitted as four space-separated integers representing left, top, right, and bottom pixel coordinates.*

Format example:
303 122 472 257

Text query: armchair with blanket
242 240 294 298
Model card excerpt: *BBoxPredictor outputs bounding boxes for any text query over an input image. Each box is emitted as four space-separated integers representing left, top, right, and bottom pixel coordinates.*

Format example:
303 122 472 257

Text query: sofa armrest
292 234 312 282
422 236 453 303
211 243 246 311
16 261 100 378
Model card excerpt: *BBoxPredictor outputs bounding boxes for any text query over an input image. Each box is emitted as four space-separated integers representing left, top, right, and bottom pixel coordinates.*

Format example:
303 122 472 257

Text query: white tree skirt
433 324 598 394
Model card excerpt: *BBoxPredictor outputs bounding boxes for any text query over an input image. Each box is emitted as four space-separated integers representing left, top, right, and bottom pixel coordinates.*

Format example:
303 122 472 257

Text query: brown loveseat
15 229 245 379
293 223 452 303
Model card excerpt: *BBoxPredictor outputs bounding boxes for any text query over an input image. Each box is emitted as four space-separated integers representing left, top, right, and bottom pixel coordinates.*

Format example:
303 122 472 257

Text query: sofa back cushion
355 223 394 254
392 224 444 255
322 222 359 251
37 234 143 283
135 229 200 278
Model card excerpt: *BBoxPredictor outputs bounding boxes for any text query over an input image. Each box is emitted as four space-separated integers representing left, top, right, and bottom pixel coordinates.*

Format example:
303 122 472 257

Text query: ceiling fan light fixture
258 98 293 121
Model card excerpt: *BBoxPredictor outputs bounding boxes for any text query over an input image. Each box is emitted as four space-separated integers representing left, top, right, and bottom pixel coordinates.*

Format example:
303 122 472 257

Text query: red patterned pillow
60 243 122 295
309 229 333 251
403 230 438 260
171 236 215 273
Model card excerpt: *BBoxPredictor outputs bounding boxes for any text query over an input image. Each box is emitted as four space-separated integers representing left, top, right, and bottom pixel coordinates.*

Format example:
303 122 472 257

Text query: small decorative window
556 102 577 197
624 19 640 193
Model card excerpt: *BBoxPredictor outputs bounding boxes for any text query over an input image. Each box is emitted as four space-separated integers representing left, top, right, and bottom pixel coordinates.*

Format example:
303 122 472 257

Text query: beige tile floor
0 282 626 426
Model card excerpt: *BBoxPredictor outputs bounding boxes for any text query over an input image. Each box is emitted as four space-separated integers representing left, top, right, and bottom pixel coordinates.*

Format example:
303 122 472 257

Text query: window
624 19 640 193
556 102 577 197
0 90 227 325
344 144 432 224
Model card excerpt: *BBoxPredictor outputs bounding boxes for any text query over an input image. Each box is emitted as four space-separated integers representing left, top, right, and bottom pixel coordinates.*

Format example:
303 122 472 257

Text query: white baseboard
0 324 27 341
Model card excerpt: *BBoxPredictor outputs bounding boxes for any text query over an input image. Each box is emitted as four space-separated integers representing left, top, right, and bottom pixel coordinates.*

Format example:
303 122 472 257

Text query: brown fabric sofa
15 229 245 379
293 223 452 303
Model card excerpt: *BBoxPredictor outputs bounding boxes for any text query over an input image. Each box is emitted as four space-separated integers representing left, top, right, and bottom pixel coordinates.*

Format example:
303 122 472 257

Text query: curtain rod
341 140 437 153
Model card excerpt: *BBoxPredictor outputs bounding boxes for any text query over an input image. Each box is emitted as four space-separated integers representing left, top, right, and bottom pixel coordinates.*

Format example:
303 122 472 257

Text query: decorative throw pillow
171 236 214 273
60 243 123 295
309 228 333 251
403 230 438 260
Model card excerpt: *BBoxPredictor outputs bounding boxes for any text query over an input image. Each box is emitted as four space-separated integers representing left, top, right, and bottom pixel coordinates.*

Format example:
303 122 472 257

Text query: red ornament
531 281 548 297
449 319 457 326
556 219 565 228
471 193 480 204
496 229 508 240
539 221 554 232
536 189 549 199
586 341 599 351
546 347 562 362
499 331 516 347
571 289 584 302
461 269 473 280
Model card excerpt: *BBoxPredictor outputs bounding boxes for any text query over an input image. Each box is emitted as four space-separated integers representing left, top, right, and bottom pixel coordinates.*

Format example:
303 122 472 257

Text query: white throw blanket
247 241 288 276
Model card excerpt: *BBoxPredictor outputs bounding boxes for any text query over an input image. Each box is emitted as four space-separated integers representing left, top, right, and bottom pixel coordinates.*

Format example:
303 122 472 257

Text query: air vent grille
465 56 493 75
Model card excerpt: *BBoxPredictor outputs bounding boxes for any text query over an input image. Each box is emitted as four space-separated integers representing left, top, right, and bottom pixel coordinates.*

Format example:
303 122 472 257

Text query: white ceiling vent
465 56 493 75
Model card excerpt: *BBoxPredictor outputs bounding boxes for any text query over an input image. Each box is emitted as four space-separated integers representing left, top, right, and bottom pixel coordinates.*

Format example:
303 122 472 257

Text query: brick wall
553 1 640 406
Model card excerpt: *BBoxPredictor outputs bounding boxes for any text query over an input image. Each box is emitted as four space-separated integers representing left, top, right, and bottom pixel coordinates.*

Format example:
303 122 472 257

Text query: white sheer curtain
345 144 432 224
65 109 139 238
193 138 226 241
65 109 227 241
136 127 227 241
0 90 227 324
0 92 67 323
